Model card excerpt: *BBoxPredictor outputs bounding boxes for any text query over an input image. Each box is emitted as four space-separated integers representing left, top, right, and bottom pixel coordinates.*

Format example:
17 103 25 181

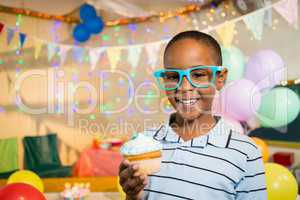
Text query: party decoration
107 47 122 72
0 183 46 200
265 163 298 200
257 87 300 128
0 22 4 34
73 24 91 43
7 170 44 192
243 10 265 40
274 0 298 29
19 33 26 48
59 45 71 66
6 28 15 45
218 79 261 122
47 43 57 62
80 4 97 22
221 46 245 83
89 47 106 70
85 17 104 34
127 46 142 69
245 49 285 92
251 137 270 162
34 40 44 60
145 42 162 70
216 22 235 47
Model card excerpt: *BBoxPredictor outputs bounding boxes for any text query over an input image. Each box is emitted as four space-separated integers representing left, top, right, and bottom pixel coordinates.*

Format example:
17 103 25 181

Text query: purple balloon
217 79 261 122
244 49 285 92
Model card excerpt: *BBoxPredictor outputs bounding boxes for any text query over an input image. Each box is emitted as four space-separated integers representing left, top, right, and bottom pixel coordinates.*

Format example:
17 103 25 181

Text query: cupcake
120 133 162 175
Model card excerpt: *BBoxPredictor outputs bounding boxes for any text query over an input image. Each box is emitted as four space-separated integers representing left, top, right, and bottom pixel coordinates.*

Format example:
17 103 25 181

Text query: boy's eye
162 72 179 81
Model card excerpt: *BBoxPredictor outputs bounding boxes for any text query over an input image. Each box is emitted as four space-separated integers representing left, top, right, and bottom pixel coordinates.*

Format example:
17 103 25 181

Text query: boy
119 31 267 200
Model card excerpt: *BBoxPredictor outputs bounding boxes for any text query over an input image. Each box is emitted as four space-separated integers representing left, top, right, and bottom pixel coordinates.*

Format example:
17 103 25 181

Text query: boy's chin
178 110 203 121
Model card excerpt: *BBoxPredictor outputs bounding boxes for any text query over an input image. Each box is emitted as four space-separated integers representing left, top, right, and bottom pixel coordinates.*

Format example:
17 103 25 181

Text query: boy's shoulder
228 130 262 159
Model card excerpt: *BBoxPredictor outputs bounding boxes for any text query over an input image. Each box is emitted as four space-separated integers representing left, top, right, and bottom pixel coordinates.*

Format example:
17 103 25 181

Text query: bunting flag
107 47 122 72
243 10 265 40
34 40 44 60
274 0 298 29
89 47 106 71
19 33 26 48
73 47 86 64
264 0 273 27
59 45 71 66
145 42 162 69
216 22 235 47
127 45 142 69
47 43 57 62
6 28 15 46
0 23 4 34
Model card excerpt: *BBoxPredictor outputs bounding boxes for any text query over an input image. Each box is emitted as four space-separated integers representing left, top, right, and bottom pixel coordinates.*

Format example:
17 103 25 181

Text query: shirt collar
153 115 232 148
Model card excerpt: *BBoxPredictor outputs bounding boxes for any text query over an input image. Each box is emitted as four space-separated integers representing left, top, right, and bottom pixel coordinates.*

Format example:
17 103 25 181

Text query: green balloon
221 46 245 83
257 87 300 128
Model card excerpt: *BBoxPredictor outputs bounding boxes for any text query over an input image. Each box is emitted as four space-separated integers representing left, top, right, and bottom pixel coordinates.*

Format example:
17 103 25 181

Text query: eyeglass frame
153 65 225 91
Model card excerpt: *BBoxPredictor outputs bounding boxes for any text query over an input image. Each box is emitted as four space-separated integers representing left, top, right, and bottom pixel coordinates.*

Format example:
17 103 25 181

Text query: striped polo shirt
141 116 267 200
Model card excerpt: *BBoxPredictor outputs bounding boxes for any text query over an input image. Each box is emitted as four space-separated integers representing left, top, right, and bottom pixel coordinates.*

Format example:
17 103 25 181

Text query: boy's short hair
164 30 222 66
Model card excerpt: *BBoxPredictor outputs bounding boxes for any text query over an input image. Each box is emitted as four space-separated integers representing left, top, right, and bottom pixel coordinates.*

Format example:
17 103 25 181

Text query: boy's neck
171 113 217 142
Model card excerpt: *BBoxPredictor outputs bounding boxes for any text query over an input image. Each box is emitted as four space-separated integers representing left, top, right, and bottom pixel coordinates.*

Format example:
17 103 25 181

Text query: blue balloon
73 24 90 42
80 4 97 22
85 17 104 34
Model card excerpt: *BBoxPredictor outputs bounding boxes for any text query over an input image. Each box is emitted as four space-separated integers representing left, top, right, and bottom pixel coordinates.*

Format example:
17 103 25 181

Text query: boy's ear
215 69 228 90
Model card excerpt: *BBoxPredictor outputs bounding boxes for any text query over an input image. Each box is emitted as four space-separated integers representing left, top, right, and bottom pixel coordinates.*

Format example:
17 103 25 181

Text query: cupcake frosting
120 134 162 156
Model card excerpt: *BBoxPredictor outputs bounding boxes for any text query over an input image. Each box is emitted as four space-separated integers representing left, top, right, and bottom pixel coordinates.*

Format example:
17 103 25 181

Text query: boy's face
164 38 227 121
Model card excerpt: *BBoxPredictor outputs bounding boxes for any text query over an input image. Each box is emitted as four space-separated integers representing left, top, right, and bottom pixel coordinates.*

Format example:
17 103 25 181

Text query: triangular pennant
145 42 162 69
19 32 27 48
48 43 57 62
264 0 273 27
127 45 142 69
59 45 71 66
73 47 86 64
244 11 265 40
34 40 44 60
6 28 15 45
274 0 298 29
0 23 4 34
107 47 122 72
89 47 106 71
216 22 235 47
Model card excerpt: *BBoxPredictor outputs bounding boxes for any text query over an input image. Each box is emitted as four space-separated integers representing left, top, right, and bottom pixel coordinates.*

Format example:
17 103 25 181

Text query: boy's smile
163 38 225 121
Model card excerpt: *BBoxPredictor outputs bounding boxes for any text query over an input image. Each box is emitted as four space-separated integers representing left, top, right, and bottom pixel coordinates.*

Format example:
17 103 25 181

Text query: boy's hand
119 160 148 200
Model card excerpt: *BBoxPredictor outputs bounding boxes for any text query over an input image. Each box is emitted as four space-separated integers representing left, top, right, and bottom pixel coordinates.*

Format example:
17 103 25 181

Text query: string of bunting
0 3 209 26
0 0 297 72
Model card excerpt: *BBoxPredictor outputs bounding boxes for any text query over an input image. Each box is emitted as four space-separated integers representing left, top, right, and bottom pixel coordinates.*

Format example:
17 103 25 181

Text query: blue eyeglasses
153 66 224 91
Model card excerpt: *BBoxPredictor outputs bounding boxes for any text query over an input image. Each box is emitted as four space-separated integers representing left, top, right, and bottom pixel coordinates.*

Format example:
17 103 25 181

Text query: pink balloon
215 79 261 122
245 49 285 91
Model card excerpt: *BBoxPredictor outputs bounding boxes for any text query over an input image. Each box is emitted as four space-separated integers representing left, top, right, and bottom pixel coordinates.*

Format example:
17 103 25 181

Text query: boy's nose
178 76 193 91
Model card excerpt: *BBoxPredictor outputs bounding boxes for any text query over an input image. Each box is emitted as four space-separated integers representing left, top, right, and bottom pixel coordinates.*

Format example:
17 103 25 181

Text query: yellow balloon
251 137 270 162
265 163 298 200
117 176 126 200
7 170 44 193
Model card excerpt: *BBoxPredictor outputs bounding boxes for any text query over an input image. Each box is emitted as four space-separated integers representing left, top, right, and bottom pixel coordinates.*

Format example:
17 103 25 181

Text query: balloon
218 79 261 121
245 49 285 92
0 183 46 200
250 137 269 162
117 177 126 200
73 24 91 43
257 87 300 128
80 4 97 22
85 17 104 34
221 46 245 83
265 163 298 200
7 170 44 193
